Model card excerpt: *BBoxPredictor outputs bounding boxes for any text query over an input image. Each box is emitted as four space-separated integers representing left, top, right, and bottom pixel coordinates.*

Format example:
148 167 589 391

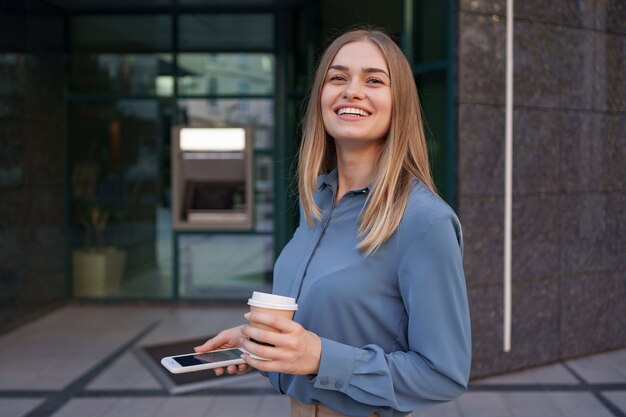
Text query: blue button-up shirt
268 169 471 417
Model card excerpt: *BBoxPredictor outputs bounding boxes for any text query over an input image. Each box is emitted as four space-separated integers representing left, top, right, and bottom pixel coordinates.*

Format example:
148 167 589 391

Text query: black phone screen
174 349 243 367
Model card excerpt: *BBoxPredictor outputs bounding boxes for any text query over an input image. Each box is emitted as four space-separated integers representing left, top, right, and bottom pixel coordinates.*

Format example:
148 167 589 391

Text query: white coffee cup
246 292 298 359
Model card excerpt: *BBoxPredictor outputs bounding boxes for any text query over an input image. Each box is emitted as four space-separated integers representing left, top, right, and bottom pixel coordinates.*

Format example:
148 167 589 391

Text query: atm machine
172 126 253 231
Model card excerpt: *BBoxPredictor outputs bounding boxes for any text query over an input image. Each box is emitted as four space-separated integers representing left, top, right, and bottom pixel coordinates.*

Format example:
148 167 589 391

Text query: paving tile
152 396 213 417
203 395 265 417
50 398 117 417
0 399 45 417
0 306 164 390
2 306 625 417
412 400 463 417
228 371 274 389
565 349 626 383
501 392 564 417
602 391 626 414
86 352 161 391
256 395 291 417
546 392 614 417
455 392 514 417
101 397 165 417
138 306 249 346
475 363 579 385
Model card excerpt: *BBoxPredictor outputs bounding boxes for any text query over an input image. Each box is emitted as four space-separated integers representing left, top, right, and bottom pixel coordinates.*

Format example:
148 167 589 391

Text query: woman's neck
334 143 380 205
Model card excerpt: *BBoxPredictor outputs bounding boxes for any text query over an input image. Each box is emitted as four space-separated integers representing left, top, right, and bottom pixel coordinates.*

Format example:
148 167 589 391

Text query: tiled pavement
0 304 624 417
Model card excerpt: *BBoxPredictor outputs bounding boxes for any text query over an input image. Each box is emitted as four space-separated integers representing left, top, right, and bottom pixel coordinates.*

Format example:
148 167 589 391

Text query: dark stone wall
457 0 626 378
0 0 66 335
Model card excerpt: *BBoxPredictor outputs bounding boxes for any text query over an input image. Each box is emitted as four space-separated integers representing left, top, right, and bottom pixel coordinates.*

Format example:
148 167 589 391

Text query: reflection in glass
178 14 273 50
255 155 274 233
71 16 172 52
68 100 173 298
54 0 172 9
177 53 274 96
417 71 446 192
178 234 273 297
0 54 25 96
70 54 174 96
177 99 273 135
180 0 272 4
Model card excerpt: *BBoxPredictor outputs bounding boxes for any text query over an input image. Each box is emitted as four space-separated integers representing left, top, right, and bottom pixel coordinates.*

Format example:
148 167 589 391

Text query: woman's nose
342 80 365 99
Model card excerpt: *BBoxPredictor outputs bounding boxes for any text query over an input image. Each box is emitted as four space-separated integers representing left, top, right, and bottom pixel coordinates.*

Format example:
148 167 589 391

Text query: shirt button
335 380 344 389
320 377 329 386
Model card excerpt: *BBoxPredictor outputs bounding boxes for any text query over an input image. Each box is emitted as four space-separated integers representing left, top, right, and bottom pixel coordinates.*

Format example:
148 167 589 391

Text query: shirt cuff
312 337 356 393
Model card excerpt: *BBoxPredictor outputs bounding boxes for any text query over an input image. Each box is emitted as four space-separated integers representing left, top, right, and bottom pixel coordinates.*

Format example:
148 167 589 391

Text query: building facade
0 0 624 378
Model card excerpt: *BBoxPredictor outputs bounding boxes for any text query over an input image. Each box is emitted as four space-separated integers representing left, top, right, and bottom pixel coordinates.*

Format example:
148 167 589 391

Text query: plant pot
73 247 126 297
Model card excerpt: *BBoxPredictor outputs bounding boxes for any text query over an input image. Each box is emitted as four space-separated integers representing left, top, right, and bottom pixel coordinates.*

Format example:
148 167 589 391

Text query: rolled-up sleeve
311 215 472 412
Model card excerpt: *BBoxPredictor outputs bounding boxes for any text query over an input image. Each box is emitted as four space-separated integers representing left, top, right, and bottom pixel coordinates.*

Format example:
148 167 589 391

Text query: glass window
320 0 403 42
414 1 448 63
71 16 172 52
178 234 273 297
0 121 23 188
69 54 174 96
416 71 446 192
177 99 274 141
255 155 274 233
68 99 173 298
178 14 273 51
0 54 25 96
56 0 173 9
179 0 272 4
177 53 274 96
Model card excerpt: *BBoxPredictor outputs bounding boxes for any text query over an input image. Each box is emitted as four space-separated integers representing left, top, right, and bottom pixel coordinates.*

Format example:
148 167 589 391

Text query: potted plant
72 161 126 297
72 206 127 297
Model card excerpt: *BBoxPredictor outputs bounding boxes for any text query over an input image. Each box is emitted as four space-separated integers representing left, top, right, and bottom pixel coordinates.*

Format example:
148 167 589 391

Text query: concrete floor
0 304 624 417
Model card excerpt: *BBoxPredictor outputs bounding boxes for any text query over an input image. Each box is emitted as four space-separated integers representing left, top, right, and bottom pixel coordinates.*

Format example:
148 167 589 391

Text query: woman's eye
329 75 345 82
366 78 384 84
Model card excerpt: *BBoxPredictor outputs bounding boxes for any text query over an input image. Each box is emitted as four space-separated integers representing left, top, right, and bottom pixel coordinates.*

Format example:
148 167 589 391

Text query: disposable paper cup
248 292 298 327
247 292 297 359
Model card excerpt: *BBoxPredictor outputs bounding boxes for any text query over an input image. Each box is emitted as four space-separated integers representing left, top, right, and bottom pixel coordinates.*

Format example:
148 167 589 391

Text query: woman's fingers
239 327 322 375
194 325 243 353
216 362 250 376
194 335 226 353
245 312 297 332
241 324 284 348
191 325 252 377
239 335 277 360
194 340 215 353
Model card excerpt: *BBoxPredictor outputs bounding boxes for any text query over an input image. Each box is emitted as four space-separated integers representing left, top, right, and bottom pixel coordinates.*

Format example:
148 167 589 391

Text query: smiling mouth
336 107 370 117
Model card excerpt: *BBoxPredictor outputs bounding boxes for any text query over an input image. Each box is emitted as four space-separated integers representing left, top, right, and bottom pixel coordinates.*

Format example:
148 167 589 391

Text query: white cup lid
247 291 298 310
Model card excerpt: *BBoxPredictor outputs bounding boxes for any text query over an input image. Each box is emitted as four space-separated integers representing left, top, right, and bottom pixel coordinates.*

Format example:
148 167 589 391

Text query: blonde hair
298 29 437 255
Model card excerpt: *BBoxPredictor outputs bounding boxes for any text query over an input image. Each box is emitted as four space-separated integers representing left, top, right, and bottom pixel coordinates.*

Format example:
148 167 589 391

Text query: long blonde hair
298 29 437 255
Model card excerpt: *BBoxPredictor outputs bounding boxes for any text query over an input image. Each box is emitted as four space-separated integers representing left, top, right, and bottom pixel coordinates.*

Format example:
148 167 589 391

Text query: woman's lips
336 107 370 117
334 106 372 120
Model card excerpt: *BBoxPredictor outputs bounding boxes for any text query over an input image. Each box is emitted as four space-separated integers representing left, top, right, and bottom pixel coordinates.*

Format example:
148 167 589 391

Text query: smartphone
161 347 248 374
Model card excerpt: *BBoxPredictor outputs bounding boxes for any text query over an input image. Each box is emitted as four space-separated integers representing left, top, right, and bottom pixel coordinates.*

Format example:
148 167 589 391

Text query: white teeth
337 107 369 117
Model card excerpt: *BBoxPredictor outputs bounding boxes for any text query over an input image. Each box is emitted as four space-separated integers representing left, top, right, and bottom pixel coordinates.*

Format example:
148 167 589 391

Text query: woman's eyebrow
363 67 390 78
328 65 389 78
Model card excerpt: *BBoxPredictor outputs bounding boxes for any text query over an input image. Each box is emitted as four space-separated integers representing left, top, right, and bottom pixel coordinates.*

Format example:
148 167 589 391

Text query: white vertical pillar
504 0 514 353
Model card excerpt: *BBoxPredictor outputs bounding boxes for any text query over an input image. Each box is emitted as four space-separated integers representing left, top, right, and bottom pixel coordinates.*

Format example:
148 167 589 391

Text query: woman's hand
194 325 252 376
240 312 322 375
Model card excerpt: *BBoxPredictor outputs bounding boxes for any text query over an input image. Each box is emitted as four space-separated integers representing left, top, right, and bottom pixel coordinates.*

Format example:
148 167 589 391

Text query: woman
195 28 471 417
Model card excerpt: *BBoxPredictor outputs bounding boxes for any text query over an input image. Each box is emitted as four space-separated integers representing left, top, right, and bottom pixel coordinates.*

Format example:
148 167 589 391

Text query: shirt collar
320 168 339 190
320 168 372 195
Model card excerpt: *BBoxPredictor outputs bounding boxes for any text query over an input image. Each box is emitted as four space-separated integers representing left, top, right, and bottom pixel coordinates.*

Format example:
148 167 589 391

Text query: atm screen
184 181 246 212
